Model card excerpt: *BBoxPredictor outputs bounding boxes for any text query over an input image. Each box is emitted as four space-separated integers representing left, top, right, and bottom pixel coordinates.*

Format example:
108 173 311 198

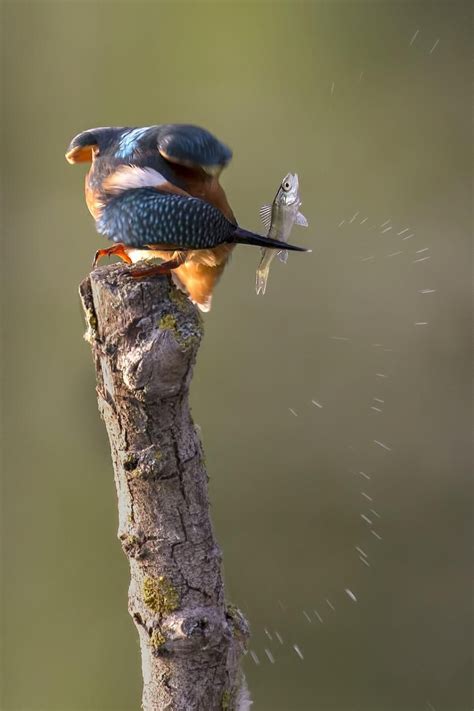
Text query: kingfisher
66 124 309 311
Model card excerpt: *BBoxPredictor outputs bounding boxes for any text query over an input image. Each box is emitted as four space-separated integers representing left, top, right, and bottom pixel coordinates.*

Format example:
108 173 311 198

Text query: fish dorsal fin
259 204 272 230
296 211 308 227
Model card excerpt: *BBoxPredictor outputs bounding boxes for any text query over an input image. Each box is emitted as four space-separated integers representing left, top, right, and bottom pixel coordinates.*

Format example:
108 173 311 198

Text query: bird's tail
233 227 310 252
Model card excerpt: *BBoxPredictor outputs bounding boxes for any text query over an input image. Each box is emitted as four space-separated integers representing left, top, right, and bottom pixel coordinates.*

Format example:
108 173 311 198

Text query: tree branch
79 263 250 711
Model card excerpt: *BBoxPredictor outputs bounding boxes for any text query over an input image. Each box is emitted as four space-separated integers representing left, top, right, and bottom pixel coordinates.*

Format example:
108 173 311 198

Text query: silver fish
256 172 308 295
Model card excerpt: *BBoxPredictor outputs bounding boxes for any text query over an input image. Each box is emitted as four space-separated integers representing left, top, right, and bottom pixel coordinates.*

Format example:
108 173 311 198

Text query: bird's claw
92 249 103 268
92 244 133 268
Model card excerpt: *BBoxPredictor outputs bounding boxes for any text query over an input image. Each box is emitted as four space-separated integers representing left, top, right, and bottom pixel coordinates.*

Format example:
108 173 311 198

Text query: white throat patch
105 166 169 193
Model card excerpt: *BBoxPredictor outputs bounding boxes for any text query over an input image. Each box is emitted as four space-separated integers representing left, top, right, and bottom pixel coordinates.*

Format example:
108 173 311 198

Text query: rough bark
79 263 250 711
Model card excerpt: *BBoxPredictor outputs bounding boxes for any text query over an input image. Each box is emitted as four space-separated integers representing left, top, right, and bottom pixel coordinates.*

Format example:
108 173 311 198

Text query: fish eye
283 180 291 191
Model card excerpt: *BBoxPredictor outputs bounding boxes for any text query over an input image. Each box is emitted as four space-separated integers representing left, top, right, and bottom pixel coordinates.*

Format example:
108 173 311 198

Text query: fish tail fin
233 227 310 252
256 251 273 295
256 262 271 295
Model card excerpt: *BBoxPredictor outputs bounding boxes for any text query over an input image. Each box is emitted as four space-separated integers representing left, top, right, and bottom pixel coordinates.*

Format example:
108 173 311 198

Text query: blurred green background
1 1 471 710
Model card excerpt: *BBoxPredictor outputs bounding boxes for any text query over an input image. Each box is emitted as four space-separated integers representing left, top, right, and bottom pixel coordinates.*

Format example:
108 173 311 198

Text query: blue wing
96 188 234 250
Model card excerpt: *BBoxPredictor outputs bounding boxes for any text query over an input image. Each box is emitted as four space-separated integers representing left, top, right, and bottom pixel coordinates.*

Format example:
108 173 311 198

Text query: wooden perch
79 263 250 711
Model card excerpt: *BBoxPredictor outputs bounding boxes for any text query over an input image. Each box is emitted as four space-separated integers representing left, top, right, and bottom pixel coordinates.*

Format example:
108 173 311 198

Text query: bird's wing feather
156 124 232 174
96 188 232 249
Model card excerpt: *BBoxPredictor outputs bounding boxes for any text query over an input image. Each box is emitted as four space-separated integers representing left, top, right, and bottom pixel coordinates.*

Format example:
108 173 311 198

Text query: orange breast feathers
171 244 235 311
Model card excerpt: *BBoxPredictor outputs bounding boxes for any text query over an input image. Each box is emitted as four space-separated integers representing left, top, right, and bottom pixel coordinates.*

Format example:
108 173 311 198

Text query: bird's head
65 127 125 164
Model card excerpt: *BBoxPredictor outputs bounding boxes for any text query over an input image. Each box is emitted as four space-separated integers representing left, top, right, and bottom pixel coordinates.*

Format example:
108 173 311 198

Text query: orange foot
131 255 186 279
93 243 133 268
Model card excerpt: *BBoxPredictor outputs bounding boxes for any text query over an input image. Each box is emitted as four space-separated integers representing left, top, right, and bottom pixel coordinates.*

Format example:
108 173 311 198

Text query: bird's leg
93 243 133 267
131 253 186 279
